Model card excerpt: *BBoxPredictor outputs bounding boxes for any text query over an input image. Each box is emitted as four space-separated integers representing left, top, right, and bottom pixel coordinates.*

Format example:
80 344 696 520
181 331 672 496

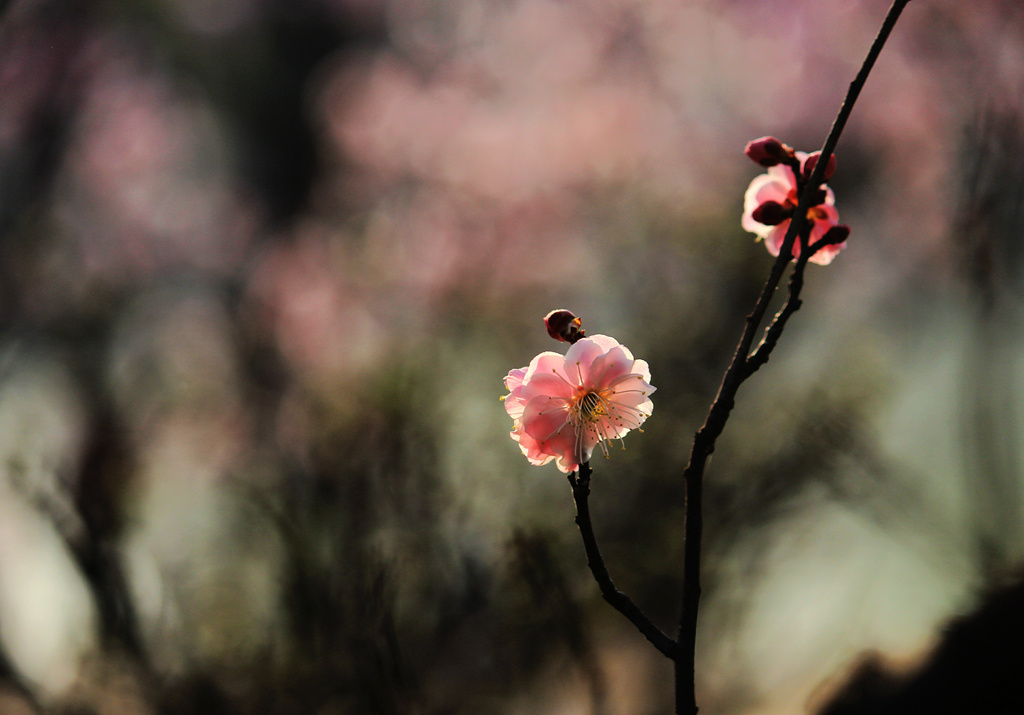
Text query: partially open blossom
742 151 846 265
502 335 655 473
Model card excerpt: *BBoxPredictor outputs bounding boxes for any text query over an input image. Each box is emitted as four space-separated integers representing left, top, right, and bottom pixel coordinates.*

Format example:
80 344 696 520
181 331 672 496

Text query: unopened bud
821 224 850 245
751 200 791 226
802 151 836 182
744 136 790 167
544 309 585 343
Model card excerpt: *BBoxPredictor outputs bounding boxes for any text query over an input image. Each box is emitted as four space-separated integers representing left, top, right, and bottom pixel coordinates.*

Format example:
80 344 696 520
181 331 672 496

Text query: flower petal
629 359 653 384
522 396 574 447
520 370 575 402
571 420 602 458
762 222 790 257
606 389 654 434
504 388 526 419
504 367 527 391
580 334 623 353
503 367 530 419
524 351 569 383
512 427 555 466
809 242 845 265
554 451 584 474
587 345 636 389
563 336 618 385
743 177 787 233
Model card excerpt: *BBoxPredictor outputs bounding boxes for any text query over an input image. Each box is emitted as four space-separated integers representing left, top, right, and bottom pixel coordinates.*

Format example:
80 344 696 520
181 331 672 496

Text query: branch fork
566 3 913 713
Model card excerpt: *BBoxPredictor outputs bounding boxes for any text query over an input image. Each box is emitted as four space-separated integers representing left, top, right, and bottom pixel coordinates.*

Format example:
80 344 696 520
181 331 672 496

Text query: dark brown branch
568 462 678 658
674 3 912 714
745 224 814 373
560 3 912 713
747 225 854 371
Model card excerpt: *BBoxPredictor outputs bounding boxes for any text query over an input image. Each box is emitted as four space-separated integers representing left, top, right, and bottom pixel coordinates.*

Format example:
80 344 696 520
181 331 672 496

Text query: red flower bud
744 136 789 167
544 309 585 343
751 200 791 226
802 151 836 182
820 224 850 245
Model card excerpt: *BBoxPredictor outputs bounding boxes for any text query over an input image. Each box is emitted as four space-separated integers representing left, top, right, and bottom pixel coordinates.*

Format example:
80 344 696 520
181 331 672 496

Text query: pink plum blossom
742 152 846 266
503 335 655 474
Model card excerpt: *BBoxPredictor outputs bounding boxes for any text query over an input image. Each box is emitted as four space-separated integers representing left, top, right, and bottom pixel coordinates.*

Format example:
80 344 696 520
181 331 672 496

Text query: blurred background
0 0 1023 712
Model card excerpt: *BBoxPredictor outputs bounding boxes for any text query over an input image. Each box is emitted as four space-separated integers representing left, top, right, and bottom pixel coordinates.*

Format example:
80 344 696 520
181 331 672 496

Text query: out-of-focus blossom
52 53 257 295
502 335 654 474
742 151 846 265
245 229 383 385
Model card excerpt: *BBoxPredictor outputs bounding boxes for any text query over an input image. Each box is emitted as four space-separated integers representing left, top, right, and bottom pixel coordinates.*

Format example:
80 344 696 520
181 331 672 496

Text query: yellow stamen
578 391 604 421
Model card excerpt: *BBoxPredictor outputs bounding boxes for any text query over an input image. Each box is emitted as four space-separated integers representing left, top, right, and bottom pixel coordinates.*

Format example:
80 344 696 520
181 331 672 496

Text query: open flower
502 335 655 473
742 151 846 265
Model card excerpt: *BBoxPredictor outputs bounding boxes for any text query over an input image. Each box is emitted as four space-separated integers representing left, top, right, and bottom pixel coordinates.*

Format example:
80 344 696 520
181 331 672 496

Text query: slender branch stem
562 3 911 713
674 3 911 713
748 229 850 372
568 462 678 658
746 224 813 373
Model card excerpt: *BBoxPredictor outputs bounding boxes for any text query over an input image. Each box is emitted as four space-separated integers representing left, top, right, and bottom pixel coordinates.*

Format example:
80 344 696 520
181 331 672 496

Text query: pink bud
802 151 836 182
751 200 791 226
744 136 789 167
544 309 585 343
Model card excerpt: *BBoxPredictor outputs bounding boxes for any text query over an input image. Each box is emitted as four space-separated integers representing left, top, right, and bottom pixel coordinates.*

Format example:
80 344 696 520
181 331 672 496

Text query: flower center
578 390 605 422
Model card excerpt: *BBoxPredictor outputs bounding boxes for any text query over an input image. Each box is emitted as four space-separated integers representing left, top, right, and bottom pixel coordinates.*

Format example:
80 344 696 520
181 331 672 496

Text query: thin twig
568 462 678 658
747 229 849 373
745 226 813 374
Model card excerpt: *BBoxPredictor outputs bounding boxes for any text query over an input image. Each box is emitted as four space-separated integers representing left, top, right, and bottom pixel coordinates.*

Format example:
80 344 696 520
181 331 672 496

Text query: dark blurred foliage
818 572 1024 715
1 0 1024 713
